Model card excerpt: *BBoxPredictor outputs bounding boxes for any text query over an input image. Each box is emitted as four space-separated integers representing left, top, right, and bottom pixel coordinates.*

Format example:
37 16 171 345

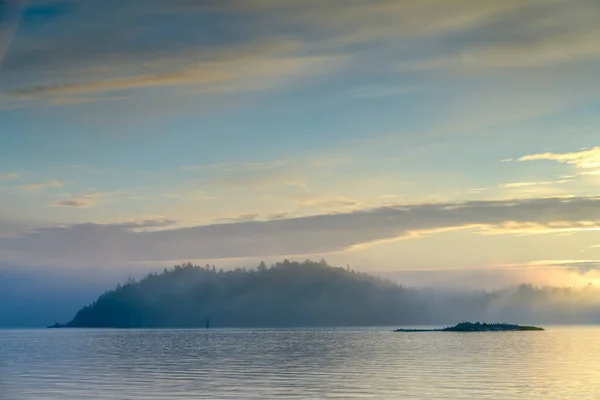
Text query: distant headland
394 322 544 332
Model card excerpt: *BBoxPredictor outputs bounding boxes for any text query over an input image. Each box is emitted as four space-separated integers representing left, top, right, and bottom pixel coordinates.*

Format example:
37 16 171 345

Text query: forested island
50 260 421 328
394 322 544 332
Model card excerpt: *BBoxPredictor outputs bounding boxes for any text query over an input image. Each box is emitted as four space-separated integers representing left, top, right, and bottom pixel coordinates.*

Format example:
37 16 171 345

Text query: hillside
52 260 422 328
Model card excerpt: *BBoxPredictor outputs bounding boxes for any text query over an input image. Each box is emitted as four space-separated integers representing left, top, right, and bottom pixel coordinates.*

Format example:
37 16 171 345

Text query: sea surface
1 326 599 399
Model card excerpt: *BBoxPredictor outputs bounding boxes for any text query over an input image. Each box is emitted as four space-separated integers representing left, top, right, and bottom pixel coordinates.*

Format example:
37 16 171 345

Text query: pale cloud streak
1 172 21 181
502 179 572 189
517 147 600 175
379 260 600 289
8 51 343 100
18 180 62 191
163 191 218 202
467 188 487 194
346 85 416 99
398 1 600 71
185 160 312 192
3 0 598 107
0 0 28 70
405 32 600 72
282 0 534 49
3 196 600 267
181 161 285 173
293 195 360 212
51 192 104 208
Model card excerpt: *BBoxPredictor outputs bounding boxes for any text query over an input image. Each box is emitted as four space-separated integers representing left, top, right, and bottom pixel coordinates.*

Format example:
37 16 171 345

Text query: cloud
379 260 600 290
4 195 600 267
163 191 218 201
189 160 309 191
347 85 416 99
405 33 600 71
0 217 44 239
282 0 532 49
6 0 531 72
1 172 21 181
516 146 600 175
0 0 28 69
181 158 351 195
514 259 600 274
18 180 62 191
398 1 600 71
3 0 598 108
293 195 360 212
50 190 144 208
216 214 260 223
267 212 289 220
107 218 178 232
181 161 284 173
502 179 572 189
46 95 129 107
467 188 487 194
51 192 103 208
8 52 343 99
478 220 600 236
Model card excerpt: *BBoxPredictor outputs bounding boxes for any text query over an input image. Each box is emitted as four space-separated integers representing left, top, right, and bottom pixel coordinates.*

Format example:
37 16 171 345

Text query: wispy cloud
216 213 260 223
18 180 62 191
467 188 487 194
480 220 600 236
3 0 598 109
185 160 310 191
0 0 28 70
181 161 284 173
293 195 360 212
180 157 353 196
47 95 129 107
503 179 572 189
347 85 416 99
404 33 600 72
4 195 600 266
513 259 600 274
107 217 178 232
379 260 600 289
1 172 21 181
51 192 103 208
516 146 600 175
398 2 600 71
163 191 218 201
9 53 343 99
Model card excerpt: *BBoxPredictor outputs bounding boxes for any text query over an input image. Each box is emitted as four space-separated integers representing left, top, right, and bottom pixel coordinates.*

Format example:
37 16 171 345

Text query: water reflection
1 327 600 399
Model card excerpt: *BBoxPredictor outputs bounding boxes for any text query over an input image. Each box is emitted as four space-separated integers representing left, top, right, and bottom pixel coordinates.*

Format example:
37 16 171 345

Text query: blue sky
1 0 600 288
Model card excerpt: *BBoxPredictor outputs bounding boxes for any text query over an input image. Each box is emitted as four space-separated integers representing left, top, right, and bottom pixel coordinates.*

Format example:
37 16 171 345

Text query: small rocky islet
394 321 544 332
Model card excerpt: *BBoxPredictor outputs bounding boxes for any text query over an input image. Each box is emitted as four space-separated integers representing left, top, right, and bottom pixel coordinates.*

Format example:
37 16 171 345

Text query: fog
0 265 129 327
3 261 600 328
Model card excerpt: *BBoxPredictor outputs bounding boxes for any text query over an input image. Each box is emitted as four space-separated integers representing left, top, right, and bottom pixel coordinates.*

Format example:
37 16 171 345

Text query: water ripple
1 327 600 399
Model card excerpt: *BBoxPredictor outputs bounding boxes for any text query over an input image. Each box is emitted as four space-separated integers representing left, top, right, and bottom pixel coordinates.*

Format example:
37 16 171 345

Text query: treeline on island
52 260 600 328
53 260 419 328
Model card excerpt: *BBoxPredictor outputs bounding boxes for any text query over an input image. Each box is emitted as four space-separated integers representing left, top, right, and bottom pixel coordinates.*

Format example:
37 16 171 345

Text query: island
394 321 544 332
48 260 426 329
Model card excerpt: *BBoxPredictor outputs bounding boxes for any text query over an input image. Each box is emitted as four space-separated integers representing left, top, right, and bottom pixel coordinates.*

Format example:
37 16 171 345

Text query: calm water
2 326 599 399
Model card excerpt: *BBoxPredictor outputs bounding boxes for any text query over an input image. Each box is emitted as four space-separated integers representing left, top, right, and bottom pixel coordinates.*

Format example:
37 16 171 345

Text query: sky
1 0 600 289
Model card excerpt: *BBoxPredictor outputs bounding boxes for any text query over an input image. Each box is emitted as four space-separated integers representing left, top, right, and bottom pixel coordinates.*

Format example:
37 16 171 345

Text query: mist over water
3 261 600 327
2 327 600 399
